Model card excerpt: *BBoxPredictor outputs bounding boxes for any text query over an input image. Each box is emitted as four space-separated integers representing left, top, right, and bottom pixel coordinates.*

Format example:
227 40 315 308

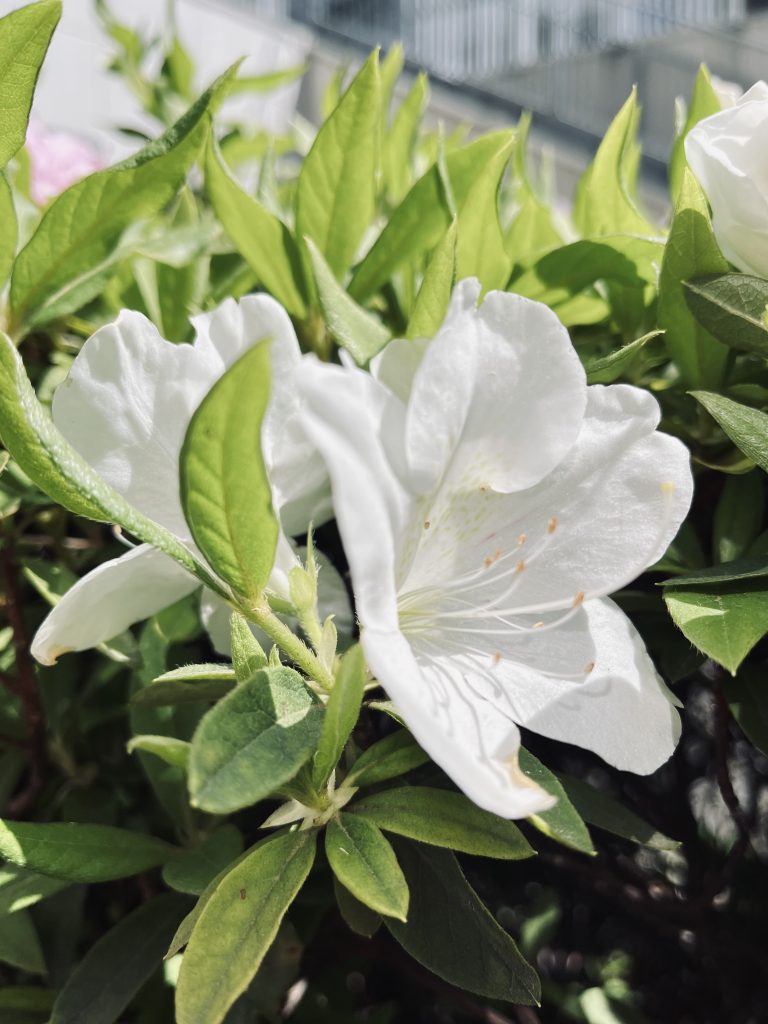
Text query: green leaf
713 471 765 564
664 580 768 674
349 131 515 303
50 894 188 1024
306 238 391 364
188 665 323 813
573 90 655 238
296 50 381 278
230 613 267 682
0 866 68 914
691 390 768 473
0 174 16 290
0 0 61 168
180 340 278 601
228 64 306 95
658 170 730 389
129 664 236 708
0 910 44 975
10 65 236 332
506 114 563 266
333 877 381 937
386 840 540 1005
205 139 307 318
127 734 190 770
669 64 721 204
346 729 429 787
326 813 408 920
312 644 366 789
518 748 595 855
728 667 768 757
683 273 768 358
584 330 662 384
351 786 534 859
456 137 513 293
557 775 680 851
0 332 218 593
380 43 404 124
383 72 428 204
660 554 768 587
176 830 316 1024
406 218 457 339
0 820 175 882
163 825 244 896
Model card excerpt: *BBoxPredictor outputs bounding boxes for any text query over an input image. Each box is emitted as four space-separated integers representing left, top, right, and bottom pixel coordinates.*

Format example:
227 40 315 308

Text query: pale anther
547 516 558 534
573 591 586 607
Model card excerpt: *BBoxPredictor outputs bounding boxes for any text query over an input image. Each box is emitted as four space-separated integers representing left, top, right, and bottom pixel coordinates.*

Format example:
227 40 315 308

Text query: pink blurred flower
25 120 104 206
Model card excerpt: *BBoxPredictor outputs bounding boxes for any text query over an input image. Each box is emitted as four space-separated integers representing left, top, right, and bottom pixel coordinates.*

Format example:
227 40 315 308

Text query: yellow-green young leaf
664 582 768 674
386 841 540 1005
349 131 515 303
380 43 404 125
0 909 44 975
669 64 721 204
456 137 513 293
230 612 267 682
584 330 662 384
407 218 457 339
0 820 175 882
506 113 563 266
346 729 430 787
205 139 308 318
306 238 391 365
0 0 61 168
10 64 236 332
0 174 15 289
658 171 730 389
573 89 656 238
383 72 429 204
518 748 595 855
0 332 216 590
127 734 190 770
691 391 768 473
557 775 680 851
130 664 236 709
50 894 188 1024
180 341 278 601
351 786 534 860
188 666 323 814
326 814 408 920
162 825 244 896
176 830 316 1024
312 645 366 789
296 50 381 279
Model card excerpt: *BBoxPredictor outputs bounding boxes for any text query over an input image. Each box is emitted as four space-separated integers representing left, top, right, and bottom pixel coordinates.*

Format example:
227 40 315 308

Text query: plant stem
244 599 334 693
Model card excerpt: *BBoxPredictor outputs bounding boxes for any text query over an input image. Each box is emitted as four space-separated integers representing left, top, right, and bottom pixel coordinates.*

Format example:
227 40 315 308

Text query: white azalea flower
299 280 693 819
32 295 333 666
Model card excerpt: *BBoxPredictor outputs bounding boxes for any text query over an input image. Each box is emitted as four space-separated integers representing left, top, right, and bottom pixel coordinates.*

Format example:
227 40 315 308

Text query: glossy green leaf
692 391 768 473
127 734 190 770
519 748 595 855
50 894 188 1024
0 0 61 168
349 131 514 302
406 218 457 339
230 613 267 682
728 667 768 757
0 820 175 882
163 825 244 896
188 666 323 813
713 471 765 564
351 786 534 859
0 910 44 975
296 51 381 278
10 66 235 332
205 139 307 318
683 273 768 357
456 138 513 293
0 331 215 590
669 64 721 203
557 775 680 850
333 877 381 937
176 830 316 1024
130 664 236 708
0 174 15 290
386 840 540 1005
312 645 366 789
306 238 391 364
664 580 768 674
383 72 428 204
584 330 662 384
658 170 730 389
180 340 278 601
326 814 408 920
346 729 429 787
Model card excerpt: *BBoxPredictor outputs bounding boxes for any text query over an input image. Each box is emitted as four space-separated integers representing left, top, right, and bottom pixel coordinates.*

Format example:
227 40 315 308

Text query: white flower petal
404 282 586 495
363 628 555 819
31 545 197 666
